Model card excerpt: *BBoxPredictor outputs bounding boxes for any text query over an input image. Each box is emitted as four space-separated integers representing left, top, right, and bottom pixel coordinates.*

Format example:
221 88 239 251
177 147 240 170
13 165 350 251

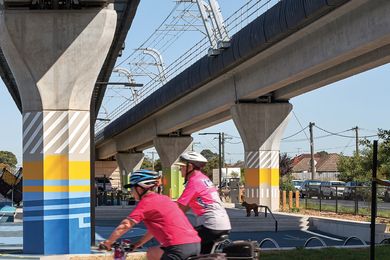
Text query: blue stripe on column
24 180 90 186
24 207 90 217
24 203 91 211
24 197 90 207
23 192 90 201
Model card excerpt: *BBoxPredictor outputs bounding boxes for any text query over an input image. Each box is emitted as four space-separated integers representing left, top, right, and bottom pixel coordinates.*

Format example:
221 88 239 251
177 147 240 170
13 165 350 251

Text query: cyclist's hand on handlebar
98 240 112 251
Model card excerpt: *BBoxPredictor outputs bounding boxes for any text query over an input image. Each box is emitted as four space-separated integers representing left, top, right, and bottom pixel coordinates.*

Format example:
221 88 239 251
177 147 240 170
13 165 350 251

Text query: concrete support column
115 152 144 189
231 103 292 211
153 137 193 199
0 10 116 254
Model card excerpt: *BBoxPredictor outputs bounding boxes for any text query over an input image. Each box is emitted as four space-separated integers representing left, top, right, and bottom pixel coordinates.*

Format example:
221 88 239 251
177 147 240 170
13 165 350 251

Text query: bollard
103 191 107 205
319 185 322 212
336 186 338 214
282 191 287 210
110 192 114 205
295 191 300 209
289 191 293 209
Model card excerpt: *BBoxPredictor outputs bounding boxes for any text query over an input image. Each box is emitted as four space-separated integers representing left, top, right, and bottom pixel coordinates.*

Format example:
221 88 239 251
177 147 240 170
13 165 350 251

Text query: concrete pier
153 137 192 198
231 103 292 211
0 9 116 254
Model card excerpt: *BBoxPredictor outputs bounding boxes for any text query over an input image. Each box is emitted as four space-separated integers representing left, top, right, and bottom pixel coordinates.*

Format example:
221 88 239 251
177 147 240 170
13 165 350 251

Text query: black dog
241 201 259 217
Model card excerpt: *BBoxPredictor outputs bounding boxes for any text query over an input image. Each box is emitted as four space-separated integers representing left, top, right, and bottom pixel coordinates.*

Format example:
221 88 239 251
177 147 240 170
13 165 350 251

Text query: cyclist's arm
134 231 154 248
177 202 190 212
105 218 135 245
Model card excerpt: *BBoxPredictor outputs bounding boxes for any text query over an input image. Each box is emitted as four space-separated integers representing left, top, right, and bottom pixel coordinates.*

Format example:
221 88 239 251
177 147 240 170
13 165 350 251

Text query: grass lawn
304 202 390 218
260 246 390 260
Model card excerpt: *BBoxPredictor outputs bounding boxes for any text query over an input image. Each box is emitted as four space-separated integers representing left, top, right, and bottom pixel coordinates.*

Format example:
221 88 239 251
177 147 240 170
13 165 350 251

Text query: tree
202 156 219 179
338 129 390 181
279 153 294 191
0 151 17 169
200 149 218 161
279 153 293 177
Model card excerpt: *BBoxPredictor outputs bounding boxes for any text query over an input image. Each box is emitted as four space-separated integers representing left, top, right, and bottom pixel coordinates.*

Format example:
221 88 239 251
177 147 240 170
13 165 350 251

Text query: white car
320 181 345 199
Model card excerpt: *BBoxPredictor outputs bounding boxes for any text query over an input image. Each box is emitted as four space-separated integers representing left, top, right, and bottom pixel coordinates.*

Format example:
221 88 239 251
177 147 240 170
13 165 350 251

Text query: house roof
292 153 341 173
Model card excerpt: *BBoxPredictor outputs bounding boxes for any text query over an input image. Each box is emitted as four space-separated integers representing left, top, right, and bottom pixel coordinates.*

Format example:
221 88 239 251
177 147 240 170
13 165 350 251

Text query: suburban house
291 153 341 180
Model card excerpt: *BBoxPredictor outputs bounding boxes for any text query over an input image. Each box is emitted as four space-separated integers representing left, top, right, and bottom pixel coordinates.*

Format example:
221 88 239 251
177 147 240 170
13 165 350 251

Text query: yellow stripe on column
70 161 90 180
24 186 91 192
245 168 280 186
44 155 69 180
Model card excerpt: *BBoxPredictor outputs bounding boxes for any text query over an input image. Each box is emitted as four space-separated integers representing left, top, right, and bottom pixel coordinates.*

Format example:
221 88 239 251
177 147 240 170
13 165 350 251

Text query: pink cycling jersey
177 170 231 231
128 192 200 247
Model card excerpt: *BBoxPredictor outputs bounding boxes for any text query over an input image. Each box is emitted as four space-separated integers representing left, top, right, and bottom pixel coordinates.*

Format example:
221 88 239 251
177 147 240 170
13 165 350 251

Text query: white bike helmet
178 151 208 168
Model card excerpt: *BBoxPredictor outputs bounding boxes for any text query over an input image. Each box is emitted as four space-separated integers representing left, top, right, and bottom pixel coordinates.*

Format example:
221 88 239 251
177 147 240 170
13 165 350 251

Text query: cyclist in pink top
176 151 231 254
100 169 200 260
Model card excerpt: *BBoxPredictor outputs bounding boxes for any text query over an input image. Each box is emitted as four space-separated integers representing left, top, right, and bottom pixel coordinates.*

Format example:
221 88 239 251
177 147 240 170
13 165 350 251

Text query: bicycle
99 239 136 260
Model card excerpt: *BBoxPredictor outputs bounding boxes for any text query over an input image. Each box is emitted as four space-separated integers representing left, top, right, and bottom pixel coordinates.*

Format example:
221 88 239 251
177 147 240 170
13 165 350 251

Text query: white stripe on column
55 112 88 154
30 112 57 154
23 112 41 139
43 112 68 139
23 120 43 153
23 112 31 124
46 112 80 153
266 188 269 198
271 151 279 168
79 137 91 154
69 127 89 154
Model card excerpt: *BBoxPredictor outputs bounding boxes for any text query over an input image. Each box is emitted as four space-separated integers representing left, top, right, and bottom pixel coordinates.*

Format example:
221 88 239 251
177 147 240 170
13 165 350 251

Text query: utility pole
218 133 222 188
309 122 316 180
221 133 233 168
199 132 222 188
354 126 359 156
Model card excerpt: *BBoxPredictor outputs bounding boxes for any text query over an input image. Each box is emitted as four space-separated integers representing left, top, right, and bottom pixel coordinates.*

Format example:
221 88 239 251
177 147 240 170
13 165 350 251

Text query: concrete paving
0 204 380 258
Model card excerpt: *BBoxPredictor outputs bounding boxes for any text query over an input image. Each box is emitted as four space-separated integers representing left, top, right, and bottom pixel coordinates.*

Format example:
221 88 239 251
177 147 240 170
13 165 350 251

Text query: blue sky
1 0 389 166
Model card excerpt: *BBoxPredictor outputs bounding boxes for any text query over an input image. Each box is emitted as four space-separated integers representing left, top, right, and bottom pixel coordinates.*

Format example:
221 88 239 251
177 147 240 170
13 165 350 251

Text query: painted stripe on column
55 112 89 154
271 151 279 168
23 192 90 201
23 112 41 139
70 127 89 154
23 112 31 124
29 112 57 154
24 120 43 153
245 151 259 168
259 151 272 168
24 213 90 228
24 186 90 192
45 112 80 153
24 180 90 186
24 203 91 211
24 197 90 207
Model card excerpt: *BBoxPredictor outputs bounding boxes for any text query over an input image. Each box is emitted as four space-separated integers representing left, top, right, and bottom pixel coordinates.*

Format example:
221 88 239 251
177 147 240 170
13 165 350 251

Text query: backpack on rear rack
222 240 258 259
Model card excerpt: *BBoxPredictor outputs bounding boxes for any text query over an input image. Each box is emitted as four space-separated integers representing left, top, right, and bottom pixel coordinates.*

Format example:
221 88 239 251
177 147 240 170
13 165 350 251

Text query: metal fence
95 190 135 207
300 184 389 218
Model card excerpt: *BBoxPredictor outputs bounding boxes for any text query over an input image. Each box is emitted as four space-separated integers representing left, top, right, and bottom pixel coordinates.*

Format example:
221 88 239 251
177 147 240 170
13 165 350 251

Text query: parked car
95 177 112 192
292 180 304 190
380 180 390 202
342 181 366 200
299 180 322 198
320 181 345 199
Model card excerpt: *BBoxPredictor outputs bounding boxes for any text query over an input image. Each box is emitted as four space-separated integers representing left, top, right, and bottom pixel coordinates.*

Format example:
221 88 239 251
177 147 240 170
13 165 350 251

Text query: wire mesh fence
298 184 390 219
